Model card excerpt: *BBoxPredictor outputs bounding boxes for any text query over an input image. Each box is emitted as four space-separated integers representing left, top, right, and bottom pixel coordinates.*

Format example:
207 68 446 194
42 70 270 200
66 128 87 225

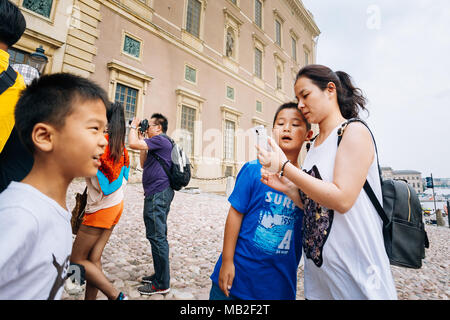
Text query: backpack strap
148 134 173 180
337 118 390 226
148 149 171 179
0 66 18 95
159 133 175 146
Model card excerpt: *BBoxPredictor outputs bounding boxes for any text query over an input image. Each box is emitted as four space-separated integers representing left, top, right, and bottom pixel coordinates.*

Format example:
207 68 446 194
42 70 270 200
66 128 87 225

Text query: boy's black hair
151 113 168 133
15 73 110 153
0 0 26 47
273 102 311 130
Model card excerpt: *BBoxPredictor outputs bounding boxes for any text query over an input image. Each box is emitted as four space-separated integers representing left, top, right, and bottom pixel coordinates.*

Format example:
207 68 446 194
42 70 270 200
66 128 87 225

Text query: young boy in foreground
0 73 109 299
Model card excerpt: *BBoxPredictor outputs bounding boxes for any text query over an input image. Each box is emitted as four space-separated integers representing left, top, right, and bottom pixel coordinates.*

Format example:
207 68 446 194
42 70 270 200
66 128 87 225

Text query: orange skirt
82 200 124 229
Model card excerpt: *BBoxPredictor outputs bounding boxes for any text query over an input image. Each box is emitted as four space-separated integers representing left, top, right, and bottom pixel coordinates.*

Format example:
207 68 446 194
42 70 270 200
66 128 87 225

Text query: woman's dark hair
296 64 368 119
273 102 311 130
107 102 126 164
0 0 26 47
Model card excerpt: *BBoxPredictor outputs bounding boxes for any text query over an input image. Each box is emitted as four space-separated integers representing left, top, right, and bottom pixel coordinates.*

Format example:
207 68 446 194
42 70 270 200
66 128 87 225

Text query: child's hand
261 167 295 194
218 261 235 297
256 137 288 174
261 168 303 209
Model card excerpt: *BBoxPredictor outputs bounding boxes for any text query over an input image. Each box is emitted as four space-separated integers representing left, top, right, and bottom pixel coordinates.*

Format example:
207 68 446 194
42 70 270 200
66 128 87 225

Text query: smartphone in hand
253 125 270 152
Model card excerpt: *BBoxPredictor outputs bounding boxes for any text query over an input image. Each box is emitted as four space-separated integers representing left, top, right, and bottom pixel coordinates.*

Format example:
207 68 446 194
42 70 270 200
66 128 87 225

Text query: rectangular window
256 101 262 113
275 20 281 46
185 65 197 83
7 48 30 65
115 83 138 143
305 51 309 66
226 86 235 100
224 120 235 160
181 105 196 157
291 37 297 61
254 48 262 79
22 0 53 18
186 0 201 38
255 0 262 28
123 35 141 58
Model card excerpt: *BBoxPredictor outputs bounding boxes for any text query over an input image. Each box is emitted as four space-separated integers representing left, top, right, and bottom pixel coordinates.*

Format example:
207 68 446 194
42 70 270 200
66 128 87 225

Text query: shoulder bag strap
0 66 18 95
337 118 389 226
148 149 171 180
148 135 172 179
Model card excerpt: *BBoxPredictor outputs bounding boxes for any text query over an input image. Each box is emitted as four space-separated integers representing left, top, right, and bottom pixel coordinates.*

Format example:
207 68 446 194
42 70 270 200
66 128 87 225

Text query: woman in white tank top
257 65 397 300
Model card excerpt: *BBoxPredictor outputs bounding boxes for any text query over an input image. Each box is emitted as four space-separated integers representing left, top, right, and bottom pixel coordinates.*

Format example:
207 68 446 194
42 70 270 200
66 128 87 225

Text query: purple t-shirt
143 135 173 196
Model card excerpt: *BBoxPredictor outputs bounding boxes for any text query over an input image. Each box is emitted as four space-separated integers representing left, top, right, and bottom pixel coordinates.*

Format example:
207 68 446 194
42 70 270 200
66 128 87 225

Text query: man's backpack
337 118 429 269
149 134 191 191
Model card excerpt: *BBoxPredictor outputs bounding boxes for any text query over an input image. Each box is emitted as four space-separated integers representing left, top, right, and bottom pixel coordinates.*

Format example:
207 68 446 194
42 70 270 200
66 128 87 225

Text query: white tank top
301 122 397 300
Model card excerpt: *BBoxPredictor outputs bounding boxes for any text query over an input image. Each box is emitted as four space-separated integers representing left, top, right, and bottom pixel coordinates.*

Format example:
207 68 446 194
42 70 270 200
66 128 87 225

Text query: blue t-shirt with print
210 160 304 300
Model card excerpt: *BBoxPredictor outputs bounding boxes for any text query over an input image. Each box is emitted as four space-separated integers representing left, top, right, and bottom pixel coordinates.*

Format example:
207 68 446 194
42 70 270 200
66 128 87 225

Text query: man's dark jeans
143 186 174 289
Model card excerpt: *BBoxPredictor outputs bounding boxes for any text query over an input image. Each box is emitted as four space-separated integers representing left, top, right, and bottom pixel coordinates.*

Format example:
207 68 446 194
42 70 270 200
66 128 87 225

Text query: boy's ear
306 129 314 140
31 123 55 152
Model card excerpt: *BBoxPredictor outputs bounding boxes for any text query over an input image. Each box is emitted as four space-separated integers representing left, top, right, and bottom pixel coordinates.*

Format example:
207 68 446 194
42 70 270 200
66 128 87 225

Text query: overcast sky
301 0 450 178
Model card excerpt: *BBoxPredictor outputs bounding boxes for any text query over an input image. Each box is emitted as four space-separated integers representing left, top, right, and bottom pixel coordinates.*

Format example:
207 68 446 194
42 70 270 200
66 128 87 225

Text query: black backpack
337 118 429 269
149 134 191 191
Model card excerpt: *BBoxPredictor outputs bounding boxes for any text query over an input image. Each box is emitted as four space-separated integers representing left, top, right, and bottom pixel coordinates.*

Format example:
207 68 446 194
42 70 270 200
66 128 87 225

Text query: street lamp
28 45 48 75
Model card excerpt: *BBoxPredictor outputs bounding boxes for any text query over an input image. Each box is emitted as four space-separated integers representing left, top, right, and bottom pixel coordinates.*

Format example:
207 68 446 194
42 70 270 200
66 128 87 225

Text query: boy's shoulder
0 182 40 210
0 182 68 218
238 160 262 176
0 183 40 228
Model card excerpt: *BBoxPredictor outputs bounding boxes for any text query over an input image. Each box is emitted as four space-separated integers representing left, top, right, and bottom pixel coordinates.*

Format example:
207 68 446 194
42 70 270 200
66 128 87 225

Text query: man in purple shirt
128 113 174 295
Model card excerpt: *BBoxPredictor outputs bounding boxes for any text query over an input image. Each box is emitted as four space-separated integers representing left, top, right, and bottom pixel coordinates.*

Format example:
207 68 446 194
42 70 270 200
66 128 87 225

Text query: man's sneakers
137 283 170 296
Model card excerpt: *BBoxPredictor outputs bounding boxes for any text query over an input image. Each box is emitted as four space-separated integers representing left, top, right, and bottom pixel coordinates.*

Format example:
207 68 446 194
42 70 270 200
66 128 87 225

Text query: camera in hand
129 119 149 134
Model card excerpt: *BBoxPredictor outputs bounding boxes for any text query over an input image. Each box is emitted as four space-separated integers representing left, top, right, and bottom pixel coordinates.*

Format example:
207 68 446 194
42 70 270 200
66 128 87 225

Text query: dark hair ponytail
107 102 126 164
334 71 367 119
296 65 368 119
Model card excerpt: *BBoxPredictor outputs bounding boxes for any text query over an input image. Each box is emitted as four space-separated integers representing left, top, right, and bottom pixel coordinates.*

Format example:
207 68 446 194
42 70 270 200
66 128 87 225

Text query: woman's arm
260 123 374 213
219 205 244 297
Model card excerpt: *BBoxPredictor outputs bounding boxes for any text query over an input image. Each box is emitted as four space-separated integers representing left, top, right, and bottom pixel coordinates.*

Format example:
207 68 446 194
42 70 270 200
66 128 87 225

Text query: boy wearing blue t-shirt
210 103 313 300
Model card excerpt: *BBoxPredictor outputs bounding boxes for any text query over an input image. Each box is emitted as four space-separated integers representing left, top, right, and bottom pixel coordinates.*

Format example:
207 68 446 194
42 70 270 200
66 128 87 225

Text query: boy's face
51 98 108 178
272 108 310 153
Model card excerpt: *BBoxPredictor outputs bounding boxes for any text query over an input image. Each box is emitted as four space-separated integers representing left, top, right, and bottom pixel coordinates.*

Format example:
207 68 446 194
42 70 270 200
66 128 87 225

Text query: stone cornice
283 0 320 37
223 8 244 27
24 29 65 48
107 59 154 82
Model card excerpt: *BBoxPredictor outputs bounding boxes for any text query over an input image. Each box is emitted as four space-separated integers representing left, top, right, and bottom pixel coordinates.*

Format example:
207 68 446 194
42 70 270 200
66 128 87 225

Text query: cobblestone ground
62 180 450 300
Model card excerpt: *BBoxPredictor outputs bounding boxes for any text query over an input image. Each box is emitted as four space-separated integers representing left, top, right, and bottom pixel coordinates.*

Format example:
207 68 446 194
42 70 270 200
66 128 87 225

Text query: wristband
130 125 137 130
280 160 291 177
